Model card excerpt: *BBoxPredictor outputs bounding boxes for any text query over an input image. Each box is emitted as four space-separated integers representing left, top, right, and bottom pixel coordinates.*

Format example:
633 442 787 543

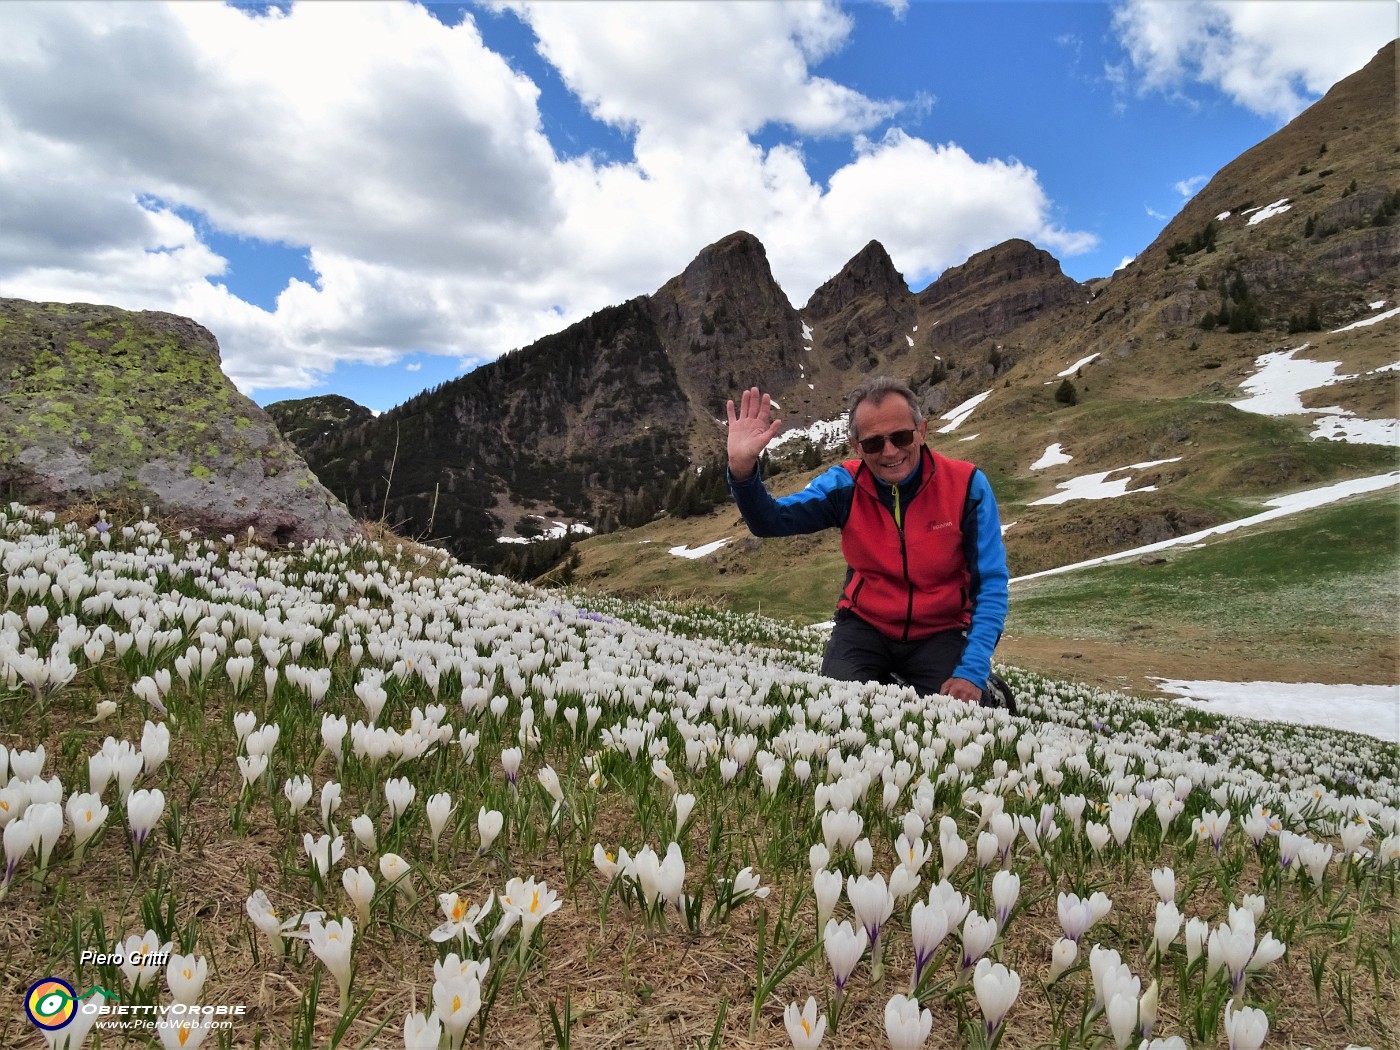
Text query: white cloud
0 0 1097 396
1145 205 1169 220
1174 174 1208 199
1112 0 1398 121
496 0 897 139
405 363 422 372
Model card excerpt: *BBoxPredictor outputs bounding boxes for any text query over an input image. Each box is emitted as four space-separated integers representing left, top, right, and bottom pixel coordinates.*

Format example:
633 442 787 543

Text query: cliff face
0 298 358 544
915 239 1087 346
804 240 917 373
649 231 805 426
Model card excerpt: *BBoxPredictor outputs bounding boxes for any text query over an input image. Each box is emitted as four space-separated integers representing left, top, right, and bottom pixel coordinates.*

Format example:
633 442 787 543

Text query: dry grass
3 671 1397 1050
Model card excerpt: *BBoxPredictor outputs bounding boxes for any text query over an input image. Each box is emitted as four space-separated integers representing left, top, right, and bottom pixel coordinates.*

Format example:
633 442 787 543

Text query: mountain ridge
258 40 1395 580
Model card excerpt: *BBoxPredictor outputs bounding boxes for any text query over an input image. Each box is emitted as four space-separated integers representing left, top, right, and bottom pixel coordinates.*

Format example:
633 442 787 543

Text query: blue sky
0 1 1394 413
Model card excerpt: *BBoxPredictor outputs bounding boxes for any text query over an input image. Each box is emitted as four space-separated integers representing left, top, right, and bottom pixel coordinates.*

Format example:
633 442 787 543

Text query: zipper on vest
888 487 914 642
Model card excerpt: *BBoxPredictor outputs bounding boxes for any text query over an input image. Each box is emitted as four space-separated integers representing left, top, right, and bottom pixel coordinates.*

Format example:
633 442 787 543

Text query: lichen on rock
0 297 359 546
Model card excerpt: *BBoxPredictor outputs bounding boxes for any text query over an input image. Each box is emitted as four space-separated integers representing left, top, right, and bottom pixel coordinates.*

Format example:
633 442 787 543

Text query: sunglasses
856 429 917 455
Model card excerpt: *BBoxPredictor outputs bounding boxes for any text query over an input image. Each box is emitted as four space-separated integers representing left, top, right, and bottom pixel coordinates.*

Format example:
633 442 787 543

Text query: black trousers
820 611 966 697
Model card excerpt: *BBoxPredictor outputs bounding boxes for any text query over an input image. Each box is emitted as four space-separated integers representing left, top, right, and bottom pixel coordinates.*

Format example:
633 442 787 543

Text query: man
726 376 1009 703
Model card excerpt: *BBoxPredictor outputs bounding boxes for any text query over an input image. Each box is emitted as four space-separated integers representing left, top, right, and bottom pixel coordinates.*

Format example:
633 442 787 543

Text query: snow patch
1233 344 1400 447
1028 458 1181 506
936 390 992 433
669 538 730 559
1246 198 1291 225
1013 472 1400 582
1152 679 1399 744
1331 306 1400 333
770 415 848 452
1057 353 1100 378
1030 443 1073 470
498 521 594 544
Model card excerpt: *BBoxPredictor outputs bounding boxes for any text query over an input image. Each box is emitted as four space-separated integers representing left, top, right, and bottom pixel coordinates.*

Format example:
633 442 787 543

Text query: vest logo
926 520 955 532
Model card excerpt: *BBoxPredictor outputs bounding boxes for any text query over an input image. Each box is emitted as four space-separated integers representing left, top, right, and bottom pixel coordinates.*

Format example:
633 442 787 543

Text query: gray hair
846 375 924 440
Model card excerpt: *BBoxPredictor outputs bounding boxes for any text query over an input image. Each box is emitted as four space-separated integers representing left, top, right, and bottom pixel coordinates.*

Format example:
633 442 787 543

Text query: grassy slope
575 489 1399 694
1001 491 1399 690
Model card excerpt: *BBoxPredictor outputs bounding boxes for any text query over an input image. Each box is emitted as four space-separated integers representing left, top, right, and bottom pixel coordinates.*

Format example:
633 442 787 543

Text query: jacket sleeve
952 469 1010 687
727 463 853 537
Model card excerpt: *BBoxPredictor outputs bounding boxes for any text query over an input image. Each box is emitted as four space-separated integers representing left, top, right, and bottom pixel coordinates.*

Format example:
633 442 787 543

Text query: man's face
850 395 927 485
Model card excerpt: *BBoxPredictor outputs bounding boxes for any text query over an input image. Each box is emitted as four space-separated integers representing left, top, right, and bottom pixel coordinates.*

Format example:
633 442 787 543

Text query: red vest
837 447 975 641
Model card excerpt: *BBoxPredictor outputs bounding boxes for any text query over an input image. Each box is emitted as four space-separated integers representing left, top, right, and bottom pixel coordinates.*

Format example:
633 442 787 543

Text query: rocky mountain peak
915 238 1085 346
803 239 907 321
648 231 803 427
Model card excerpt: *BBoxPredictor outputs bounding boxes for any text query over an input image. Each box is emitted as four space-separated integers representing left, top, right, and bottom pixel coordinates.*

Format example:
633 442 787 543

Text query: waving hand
726 387 782 481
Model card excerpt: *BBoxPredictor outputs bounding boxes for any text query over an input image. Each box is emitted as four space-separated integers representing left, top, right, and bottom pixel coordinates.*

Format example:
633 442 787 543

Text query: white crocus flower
28 802 63 872
140 721 170 776
426 792 455 850
960 911 997 972
1048 937 1078 983
384 777 416 823
126 788 165 847
284 775 313 815
320 781 342 832
991 869 1020 929
431 971 481 1050
972 958 1020 1037
120 929 172 991
306 916 355 1010
65 791 108 861
2 817 36 889
783 996 826 1049
237 754 268 791
430 891 494 945
1152 900 1182 958
1151 866 1175 904
1224 999 1269 1050
477 807 503 855
673 792 696 832
500 876 563 940
303 833 345 881
909 899 949 985
823 918 867 992
403 1007 441 1050
166 952 208 1005
883 993 932 1050
379 853 413 898
342 866 376 926
729 866 769 906
847 873 894 947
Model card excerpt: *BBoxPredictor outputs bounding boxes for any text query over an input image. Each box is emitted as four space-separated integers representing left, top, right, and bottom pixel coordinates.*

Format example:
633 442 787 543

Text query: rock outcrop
915 239 1086 347
649 231 804 418
804 240 917 372
0 298 359 545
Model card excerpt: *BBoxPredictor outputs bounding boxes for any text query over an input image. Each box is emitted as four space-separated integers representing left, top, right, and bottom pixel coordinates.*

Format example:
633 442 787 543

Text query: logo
25 978 76 1031
24 979 121 1032
926 520 954 532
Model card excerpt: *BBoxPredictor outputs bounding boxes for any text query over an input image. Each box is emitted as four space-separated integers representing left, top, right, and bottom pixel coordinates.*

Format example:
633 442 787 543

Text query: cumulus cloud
1112 0 1397 121
0 0 1097 398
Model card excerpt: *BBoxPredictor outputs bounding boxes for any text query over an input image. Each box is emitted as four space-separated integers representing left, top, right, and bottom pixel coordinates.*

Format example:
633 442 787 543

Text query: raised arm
725 387 783 481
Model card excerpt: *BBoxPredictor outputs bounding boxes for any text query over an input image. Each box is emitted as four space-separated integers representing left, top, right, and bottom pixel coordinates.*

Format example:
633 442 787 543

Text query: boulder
0 298 359 545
